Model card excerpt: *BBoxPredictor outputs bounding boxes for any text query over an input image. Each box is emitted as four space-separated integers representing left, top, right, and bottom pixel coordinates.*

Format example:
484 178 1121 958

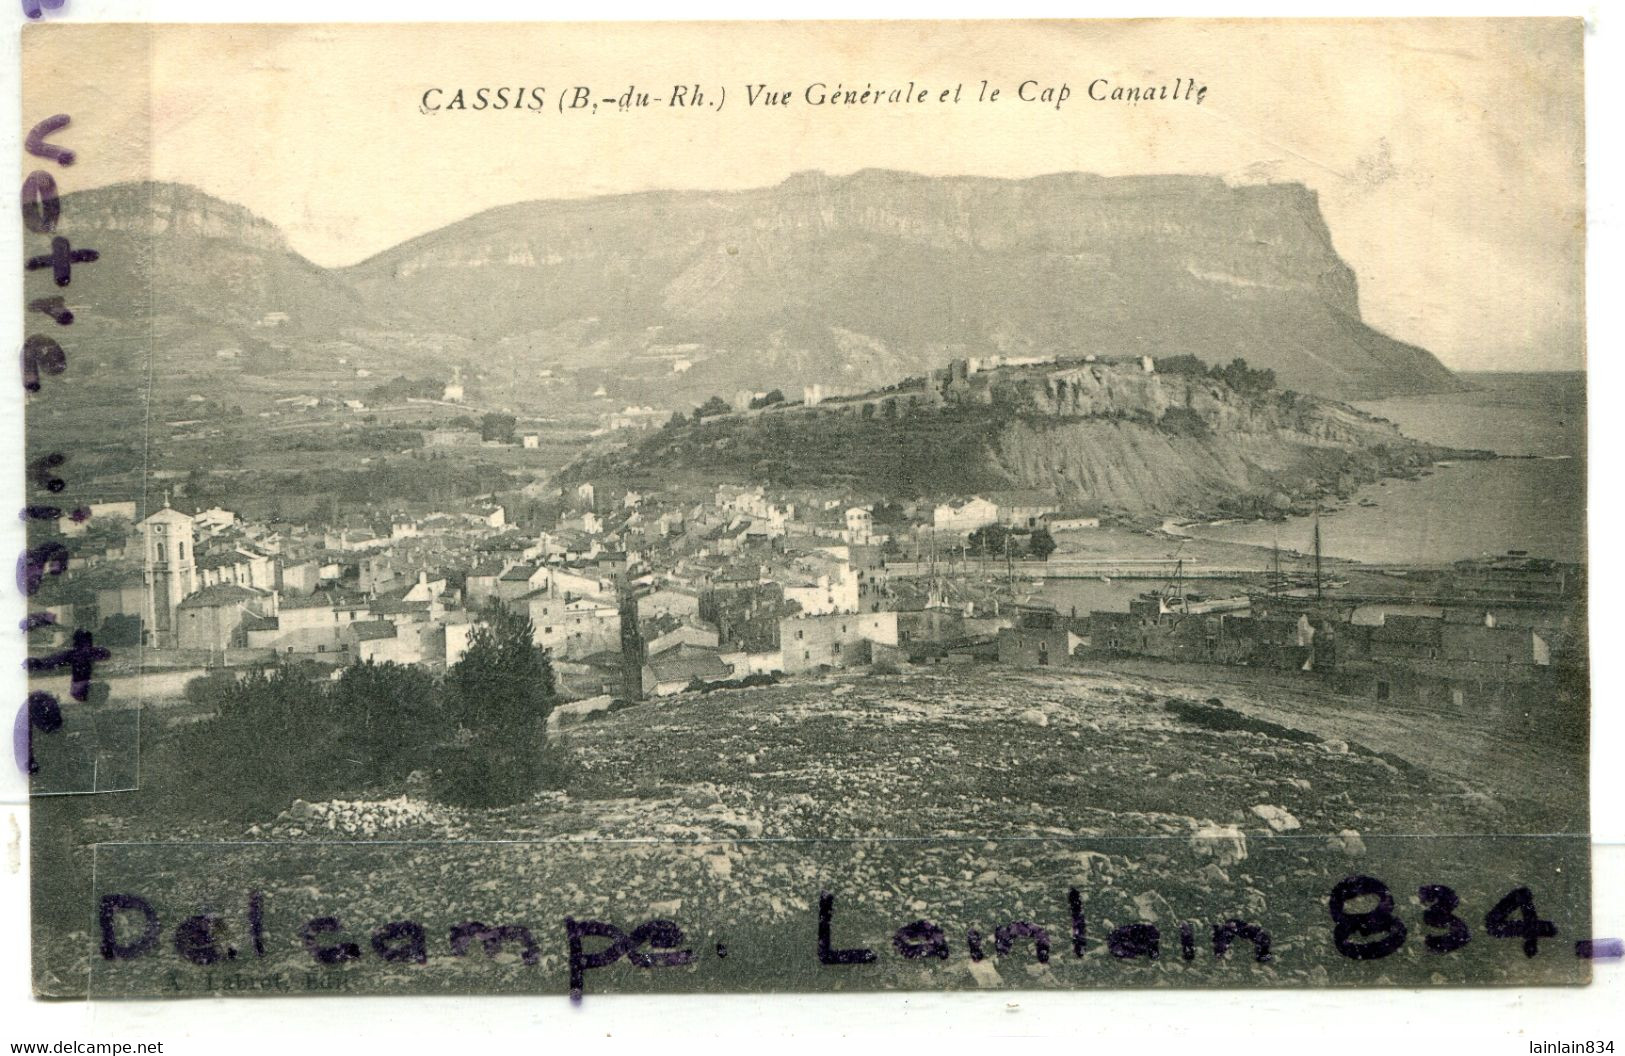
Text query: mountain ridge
49 171 1463 404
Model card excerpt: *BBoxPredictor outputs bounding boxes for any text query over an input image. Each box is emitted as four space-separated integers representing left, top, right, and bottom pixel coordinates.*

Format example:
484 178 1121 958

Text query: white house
783 568 860 616
844 507 874 544
779 611 899 673
510 588 620 659
195 547 276 591
932 497 999 533
192 507 239 535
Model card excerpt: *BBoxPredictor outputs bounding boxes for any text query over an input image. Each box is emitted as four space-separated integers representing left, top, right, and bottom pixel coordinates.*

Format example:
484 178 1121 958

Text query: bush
98 613 142 647
1164 698 1319 744
182 668 242 708
1157 354 1210 377
968 523 1011 556
1158 406 1210 438
694 395 732 419
430 725 573 807
165 666 352 821
538 737 581 790
691 672 780 694
157 659 462 823
431 742 539 808
481 412 517 443
1209 357 1277 394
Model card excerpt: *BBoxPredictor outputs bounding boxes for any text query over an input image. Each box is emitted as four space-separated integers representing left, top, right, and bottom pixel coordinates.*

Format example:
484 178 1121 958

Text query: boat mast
1163 557 1185 614
1313 511 1323 601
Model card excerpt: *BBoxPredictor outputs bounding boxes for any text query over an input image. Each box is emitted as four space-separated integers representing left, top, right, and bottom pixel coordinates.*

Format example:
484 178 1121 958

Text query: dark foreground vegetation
166 607 563 820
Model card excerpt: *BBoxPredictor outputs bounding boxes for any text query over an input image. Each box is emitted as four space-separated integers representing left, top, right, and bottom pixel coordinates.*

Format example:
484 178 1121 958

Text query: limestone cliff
578 359 1452 520
347 169 1461 401
981 364 1424 514
43 183 379 340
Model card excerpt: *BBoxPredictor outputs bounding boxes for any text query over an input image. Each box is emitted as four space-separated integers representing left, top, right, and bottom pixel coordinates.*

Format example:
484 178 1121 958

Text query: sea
1175 372 1587 567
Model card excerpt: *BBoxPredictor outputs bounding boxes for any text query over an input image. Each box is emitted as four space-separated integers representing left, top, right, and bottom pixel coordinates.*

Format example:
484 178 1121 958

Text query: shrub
1157 354 1210 377
431 741 543 808
1209 357 1277 394
98 613 142 647
1158 406 1210 438
694 395 732 419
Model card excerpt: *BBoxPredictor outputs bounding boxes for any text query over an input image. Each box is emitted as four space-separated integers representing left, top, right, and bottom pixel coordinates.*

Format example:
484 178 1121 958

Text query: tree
480 412 517 444
870 500 909 527
328 660 441 785
167 664 353 820
185 467 212 504
1156 354 1210 377
1028 527 1057 560
694 395 732 420
968 523 1010 556
446 606 556 728
439 606 558 805
1209 357 1276 395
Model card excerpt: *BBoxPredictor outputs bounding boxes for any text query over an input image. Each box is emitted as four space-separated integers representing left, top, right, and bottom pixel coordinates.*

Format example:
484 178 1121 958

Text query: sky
22 18 1586 372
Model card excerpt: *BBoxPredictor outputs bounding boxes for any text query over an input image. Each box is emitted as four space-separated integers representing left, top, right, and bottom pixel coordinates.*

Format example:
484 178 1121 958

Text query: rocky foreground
64 667 1588 995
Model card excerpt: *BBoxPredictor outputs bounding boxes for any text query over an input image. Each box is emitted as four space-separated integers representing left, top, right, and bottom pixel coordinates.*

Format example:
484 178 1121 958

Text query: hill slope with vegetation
567 358 1462 520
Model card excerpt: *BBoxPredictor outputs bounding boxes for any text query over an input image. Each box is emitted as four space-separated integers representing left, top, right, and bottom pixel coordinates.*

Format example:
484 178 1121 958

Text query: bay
1177 372 1587 566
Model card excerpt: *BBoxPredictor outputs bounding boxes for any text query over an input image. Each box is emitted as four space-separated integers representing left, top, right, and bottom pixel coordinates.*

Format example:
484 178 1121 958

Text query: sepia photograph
12 14 1601 1009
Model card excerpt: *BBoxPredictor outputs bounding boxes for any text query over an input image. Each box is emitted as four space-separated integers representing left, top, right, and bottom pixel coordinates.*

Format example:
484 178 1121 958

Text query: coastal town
17 13 1599 1015
23 338 1596 1003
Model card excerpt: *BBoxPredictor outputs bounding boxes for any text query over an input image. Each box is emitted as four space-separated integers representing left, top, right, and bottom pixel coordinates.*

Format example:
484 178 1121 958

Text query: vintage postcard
16 18 1593 999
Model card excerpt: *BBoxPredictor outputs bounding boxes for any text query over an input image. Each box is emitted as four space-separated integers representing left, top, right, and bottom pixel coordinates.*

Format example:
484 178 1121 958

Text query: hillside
566 358 1461 520
27 184 467 488
39 183 381 342
29 184 398 443
37 666 1583 994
